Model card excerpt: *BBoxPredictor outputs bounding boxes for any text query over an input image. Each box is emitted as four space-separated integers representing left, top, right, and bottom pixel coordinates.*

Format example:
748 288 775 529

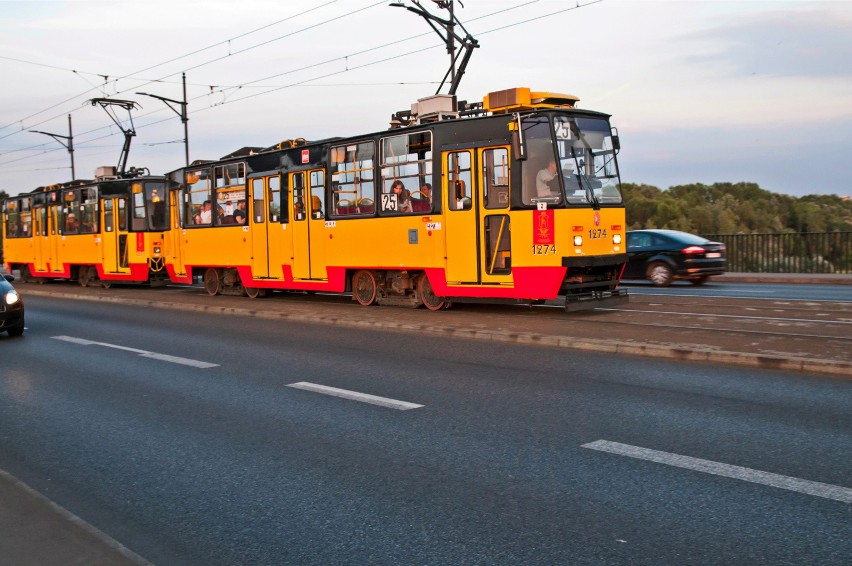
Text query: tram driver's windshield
521 115 623 207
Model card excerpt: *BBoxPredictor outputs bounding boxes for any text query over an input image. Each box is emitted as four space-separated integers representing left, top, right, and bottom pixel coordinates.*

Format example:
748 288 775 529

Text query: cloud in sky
0 0 850 198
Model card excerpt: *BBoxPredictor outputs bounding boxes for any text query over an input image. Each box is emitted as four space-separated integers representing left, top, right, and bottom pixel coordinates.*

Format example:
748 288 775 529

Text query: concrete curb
25 289 852 378
0 469 152 566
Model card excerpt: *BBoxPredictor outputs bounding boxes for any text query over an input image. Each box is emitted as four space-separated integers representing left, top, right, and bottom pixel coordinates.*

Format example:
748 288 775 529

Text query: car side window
629 233 650 248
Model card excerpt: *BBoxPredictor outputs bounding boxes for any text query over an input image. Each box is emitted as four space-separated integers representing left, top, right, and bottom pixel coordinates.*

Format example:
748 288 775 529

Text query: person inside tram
413 182 432 212
194 200 212 224
536 160 559 198
64 213 79 232
233 208 246 224
390 179 413 213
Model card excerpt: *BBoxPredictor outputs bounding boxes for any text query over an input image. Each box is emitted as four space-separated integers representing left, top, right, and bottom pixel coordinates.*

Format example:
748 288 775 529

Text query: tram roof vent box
411 94 458 124
484 87 580 113
95 166 118 181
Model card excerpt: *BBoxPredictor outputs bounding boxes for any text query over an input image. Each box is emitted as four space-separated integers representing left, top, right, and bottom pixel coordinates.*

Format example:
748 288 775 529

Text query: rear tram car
160 87 629 311
2 168 176 287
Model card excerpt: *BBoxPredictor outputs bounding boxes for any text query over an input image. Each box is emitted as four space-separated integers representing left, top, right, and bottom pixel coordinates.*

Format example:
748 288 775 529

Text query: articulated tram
2 170 176 287
3 87 629 311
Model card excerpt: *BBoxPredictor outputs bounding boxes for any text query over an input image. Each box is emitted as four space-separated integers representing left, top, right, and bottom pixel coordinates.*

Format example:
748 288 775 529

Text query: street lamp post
137 72 189 166
30 113 76 180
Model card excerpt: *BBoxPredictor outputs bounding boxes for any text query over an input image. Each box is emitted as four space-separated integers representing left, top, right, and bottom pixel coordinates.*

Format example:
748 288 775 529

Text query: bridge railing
702 232 852 274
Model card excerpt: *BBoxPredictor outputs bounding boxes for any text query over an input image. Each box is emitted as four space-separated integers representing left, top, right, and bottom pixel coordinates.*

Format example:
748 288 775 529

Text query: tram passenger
536 160 559 198
311 196 324 219
194 200 212 224
413 183 432 212
233 208 246 224
64 213 79 232
391 180 413 213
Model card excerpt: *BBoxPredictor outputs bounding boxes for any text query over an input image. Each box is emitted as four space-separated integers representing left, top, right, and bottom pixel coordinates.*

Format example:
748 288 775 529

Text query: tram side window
146 182 168 230
214 163 246 225
310 170 325 219
185 168 212 226
521 117 561 206
291 173 307 222
331 141 375 217
79 187 98 233
447 151 472 211
3 199 18 238
483 148 509 210
380 131 432 215
485 215 512 275
62 190 81 234
3 198 32 238
268 176 281 222
35 207 46 237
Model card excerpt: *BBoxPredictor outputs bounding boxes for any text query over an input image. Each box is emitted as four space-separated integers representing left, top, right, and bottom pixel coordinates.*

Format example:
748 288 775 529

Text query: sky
1 0 850 198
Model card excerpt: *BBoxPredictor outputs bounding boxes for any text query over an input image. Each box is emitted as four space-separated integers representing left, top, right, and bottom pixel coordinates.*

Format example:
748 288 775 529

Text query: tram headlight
5 290 19 306
613 234 622 245
573 235 583 246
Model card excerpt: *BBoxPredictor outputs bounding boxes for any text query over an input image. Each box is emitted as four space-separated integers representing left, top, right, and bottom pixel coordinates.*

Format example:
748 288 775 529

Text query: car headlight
5 290 19 306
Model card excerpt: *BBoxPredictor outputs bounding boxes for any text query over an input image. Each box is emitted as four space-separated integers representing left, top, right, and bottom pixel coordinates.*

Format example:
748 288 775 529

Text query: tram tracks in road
20 282 852 374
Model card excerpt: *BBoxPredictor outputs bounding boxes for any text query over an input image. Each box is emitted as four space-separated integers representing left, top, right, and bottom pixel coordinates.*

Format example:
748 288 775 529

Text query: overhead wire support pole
390 0 479 96
29 114 76 180
89 97 139 176
136 72 190 166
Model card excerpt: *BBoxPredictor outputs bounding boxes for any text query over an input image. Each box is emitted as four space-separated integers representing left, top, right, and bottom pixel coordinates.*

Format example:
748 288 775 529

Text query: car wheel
6 322 24 337
646 262 673 286
689 275 709 286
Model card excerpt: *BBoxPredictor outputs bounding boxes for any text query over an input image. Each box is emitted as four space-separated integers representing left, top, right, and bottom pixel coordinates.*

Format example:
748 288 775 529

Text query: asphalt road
1 296 850 564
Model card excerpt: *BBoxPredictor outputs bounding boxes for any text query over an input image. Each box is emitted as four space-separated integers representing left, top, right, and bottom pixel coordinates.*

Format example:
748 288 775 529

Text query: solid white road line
582 440 852 504
287 381 423 410
52 336 219 368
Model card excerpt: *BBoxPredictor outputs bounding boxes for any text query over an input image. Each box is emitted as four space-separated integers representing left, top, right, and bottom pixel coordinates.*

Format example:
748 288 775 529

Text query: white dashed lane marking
52 336 219 368
287 381 424 410
583 440 851 504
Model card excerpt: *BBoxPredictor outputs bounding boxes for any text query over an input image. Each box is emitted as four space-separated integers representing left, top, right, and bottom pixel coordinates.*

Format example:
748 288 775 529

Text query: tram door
101 197 130 274
32 206 49 272
289 170 327 280
47 202 62 272
443 149 478 283
168 188 187 278
442 147 513 285
249 174 283 280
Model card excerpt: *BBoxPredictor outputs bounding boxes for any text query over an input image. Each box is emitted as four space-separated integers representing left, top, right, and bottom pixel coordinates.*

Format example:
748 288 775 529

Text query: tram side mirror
612 135 620 151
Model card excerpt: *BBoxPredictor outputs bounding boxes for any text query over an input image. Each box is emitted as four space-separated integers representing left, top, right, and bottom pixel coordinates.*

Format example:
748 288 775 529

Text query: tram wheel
78 266 92 287
352 270 378 306
203 268 221 296
417 274 447 311
244 286 266 299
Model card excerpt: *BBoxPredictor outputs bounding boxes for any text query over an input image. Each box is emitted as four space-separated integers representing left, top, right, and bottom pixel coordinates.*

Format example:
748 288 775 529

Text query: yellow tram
2 168 175 287
156 87 629 311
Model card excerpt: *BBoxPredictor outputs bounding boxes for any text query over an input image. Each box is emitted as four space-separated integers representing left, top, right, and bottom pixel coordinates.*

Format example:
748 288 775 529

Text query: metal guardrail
703 232 852 274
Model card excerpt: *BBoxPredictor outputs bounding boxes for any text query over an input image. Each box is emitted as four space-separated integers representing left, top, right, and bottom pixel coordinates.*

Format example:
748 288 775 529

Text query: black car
624 229 726 286
1 273 25 336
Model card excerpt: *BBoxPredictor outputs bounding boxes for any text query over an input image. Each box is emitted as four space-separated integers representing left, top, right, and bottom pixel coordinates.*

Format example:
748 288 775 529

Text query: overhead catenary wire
0 0 599 176
1 0 541 143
